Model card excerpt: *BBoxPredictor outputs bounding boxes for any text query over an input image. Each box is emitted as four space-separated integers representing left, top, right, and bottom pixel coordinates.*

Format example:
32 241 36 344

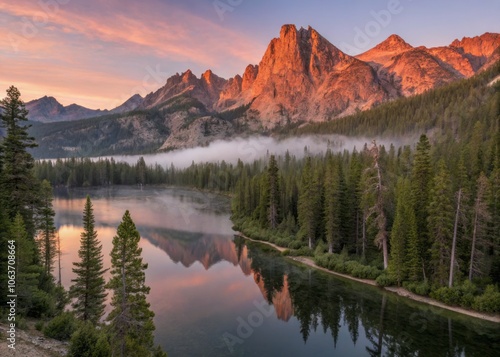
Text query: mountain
109 94 144 114
28 26 500 156
138 26 499 125
26 94 143 122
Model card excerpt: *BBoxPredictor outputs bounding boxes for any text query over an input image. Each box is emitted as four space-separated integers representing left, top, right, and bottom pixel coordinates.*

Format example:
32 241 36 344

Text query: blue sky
0 0 498 109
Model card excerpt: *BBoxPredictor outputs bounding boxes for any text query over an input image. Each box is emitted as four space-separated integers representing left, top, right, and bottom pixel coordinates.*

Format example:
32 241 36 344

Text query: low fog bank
103 134 415 169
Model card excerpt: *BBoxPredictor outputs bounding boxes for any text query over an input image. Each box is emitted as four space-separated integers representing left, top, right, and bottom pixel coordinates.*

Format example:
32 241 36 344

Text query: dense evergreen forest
0 86 167 356
35 63 500 314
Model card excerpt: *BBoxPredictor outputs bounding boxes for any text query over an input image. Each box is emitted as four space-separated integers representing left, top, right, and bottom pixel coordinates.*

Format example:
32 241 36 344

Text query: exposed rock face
242 25 387 122
386 48 460 95
139 26 499 126
450 33 500 71
356 34 413 66
140 69 228 110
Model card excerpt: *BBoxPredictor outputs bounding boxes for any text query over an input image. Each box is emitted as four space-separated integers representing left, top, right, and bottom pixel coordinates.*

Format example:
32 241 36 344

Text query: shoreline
236 233 500 324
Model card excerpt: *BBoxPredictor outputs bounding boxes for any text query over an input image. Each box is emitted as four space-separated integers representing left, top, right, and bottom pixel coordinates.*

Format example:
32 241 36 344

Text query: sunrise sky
1 0 499 109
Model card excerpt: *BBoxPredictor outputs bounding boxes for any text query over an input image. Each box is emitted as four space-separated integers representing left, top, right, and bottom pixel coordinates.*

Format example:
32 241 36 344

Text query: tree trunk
362 214 366 260
469 201 479 281
449 188 461 288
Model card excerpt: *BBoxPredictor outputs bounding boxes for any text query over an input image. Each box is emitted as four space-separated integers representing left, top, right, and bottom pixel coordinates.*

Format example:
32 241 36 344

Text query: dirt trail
236 233 500 324
0 323 67 357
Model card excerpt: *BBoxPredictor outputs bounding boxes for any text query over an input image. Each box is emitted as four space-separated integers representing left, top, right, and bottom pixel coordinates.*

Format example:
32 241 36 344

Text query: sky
0 0 499 110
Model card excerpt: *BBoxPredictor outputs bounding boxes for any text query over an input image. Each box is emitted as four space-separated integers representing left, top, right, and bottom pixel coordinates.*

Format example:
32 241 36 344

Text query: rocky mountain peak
356 34 413 66
379 34 412 51
242 64 259 91
451 32 500 57
181 69 197 83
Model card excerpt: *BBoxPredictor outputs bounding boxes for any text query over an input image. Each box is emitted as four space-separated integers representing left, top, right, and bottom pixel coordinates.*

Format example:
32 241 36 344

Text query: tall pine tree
389 178 417 285
70 196 107 324
36 179 57 284
428 161 454 286
0 86 39 238
107 210 163 357
410 134 432 277
267 155 280 229
298 157 320 249
324 155 343 253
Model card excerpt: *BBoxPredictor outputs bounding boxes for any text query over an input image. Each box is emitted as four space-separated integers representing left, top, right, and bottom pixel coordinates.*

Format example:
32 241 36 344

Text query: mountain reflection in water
54 187 500 357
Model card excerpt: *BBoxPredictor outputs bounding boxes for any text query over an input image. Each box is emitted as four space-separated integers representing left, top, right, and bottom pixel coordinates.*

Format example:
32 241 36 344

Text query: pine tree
107 210 162 357
428 161 454 286
364 141 388 269
298 157 320 249
0 86 39 237
469 173 491 280
389 178 417 285
37 180 57 280
70 196 107 324
11 213 43 315
267 155 280 229
324 155 343 253
410 134 432 276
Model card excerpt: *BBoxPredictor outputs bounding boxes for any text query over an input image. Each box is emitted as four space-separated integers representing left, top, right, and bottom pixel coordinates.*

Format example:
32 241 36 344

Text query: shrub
44 312 79 341
314 241 327 256
35 320 45 331
17 317 28 330
314 254 330 268
274 237 289 248
288 240 304 250
430 287 461 306
288 246 314 257
28 290 55 318
376 274 395 287
472 285 500 313
68 322 111 357
403 281 430 296
459 280 477 308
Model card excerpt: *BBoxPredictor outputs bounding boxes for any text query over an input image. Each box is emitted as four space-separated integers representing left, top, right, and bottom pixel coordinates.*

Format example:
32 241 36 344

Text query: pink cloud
0 0 265 108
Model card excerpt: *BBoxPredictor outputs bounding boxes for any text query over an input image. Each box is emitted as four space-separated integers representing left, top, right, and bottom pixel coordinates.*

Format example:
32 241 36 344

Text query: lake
54 186 500 357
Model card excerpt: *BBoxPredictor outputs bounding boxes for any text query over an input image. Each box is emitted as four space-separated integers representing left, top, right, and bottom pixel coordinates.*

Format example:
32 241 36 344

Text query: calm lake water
54 186 500 357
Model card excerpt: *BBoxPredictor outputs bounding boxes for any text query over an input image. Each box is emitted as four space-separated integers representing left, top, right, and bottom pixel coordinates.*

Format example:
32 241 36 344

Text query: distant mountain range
26 25 500 157
26 94 143 122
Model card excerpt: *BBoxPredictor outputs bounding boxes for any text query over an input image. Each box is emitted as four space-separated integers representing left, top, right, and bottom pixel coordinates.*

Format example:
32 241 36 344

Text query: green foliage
375 274 396 287
29 290 55 318
472 285 500 313
315 253 382 279
70 196 107 324
286 246 314 257
430 281 480 308
428 161 454 285
37 179 57 278
16 317 28 330
44 312 79 341
107 210 162 357
35 320 45 331
403 281 431 296
430 286 462 306
68 322 111 357
0 85 38 237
